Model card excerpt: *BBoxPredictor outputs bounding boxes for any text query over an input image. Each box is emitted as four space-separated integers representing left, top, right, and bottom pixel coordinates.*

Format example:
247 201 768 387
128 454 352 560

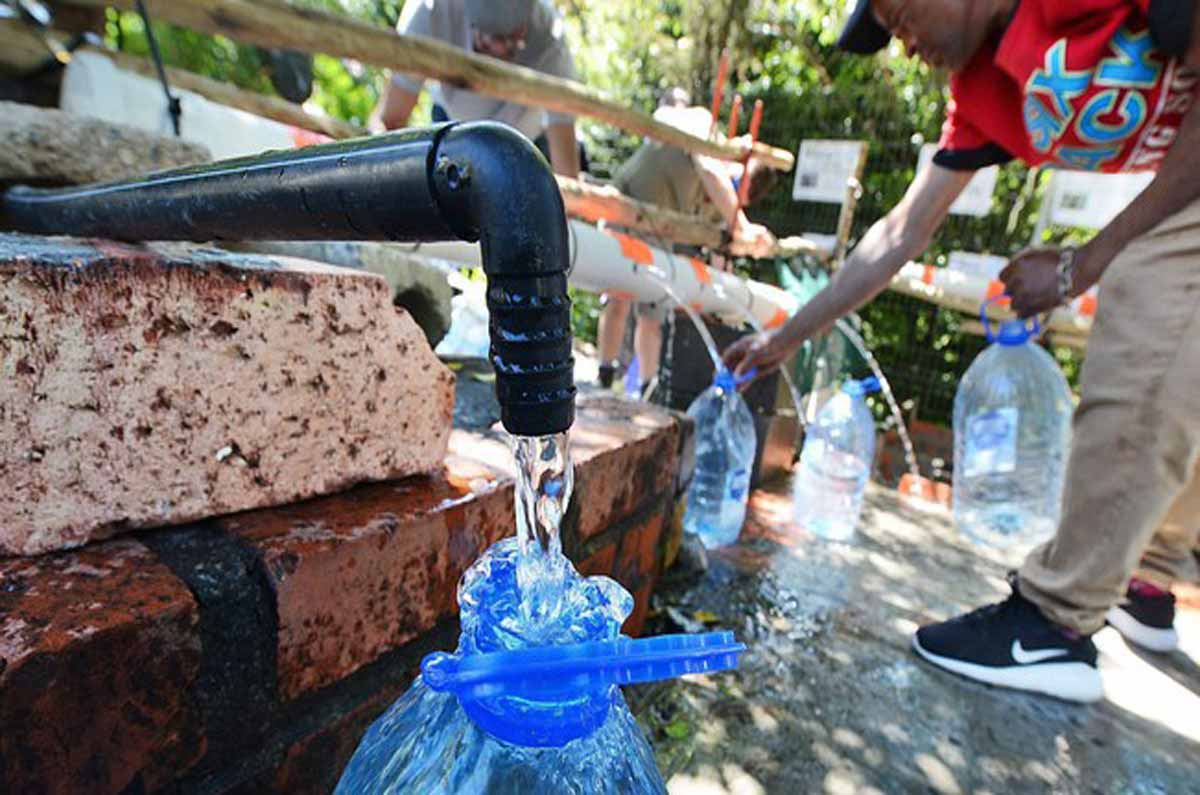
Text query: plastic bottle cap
421 632 745 747
995 319 1033 346
714 367 757 392
843 376 882 397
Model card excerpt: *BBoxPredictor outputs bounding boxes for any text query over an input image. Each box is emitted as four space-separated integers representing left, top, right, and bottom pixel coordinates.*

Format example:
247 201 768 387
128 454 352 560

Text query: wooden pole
555 176 723 250
832 142 870 265
60 0 795 171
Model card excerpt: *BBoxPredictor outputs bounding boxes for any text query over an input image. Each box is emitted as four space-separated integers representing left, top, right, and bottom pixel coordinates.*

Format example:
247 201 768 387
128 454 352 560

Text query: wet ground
637 480 1200 795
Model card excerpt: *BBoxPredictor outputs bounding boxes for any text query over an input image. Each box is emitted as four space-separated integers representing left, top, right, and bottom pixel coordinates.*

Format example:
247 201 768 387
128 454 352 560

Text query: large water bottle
335 539 744 794
953 300 1072 548
683 368 758 548
793 377 879 540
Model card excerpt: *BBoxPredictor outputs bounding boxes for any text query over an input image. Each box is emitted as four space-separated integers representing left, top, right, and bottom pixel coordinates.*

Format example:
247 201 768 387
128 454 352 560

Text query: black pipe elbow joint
0 121 576 437
430 124 575 437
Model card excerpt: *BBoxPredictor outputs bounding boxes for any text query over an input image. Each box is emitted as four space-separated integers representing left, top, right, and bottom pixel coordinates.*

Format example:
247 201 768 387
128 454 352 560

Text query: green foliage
569 287 603 346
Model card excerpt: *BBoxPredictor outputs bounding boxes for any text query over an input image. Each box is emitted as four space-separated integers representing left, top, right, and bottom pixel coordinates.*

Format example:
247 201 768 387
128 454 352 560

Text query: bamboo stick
60 0 795 171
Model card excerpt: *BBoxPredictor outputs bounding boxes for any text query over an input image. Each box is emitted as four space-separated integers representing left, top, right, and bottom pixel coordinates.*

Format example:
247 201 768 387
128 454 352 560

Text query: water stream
832 318 921 489
512 433 574 626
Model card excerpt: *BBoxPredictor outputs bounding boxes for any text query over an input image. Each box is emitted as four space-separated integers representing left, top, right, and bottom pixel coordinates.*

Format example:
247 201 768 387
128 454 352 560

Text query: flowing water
832 318 921 489
335 429 667 793
512 433 573 626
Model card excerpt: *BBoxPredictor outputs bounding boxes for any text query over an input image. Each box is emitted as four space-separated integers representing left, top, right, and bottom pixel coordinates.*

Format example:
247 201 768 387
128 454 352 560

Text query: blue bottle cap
980 295 1041 346
421 631 745 747
843 376 881 397
995 319 1033 346
714 367 757 392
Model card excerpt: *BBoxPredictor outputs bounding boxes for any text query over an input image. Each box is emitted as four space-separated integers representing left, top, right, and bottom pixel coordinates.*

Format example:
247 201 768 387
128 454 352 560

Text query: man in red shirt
725 0 1200 702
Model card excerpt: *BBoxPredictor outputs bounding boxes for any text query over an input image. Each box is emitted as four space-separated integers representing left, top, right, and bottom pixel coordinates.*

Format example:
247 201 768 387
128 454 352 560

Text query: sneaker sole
911 635 1104 704
1105 606 1179 653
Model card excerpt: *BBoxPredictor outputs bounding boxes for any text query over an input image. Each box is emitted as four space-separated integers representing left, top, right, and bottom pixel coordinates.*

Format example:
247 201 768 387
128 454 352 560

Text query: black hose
0 121 575 436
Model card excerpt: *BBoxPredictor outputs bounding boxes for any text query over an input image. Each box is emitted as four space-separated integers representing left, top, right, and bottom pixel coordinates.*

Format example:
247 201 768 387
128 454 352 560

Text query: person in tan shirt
597 87 777 393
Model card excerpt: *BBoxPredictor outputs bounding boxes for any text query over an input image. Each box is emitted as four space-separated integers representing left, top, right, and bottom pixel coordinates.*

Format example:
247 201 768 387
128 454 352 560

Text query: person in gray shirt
372 0 581 178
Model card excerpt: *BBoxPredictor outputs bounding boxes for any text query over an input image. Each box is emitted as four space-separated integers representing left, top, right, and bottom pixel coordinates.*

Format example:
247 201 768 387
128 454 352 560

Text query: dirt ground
637 481 1200 795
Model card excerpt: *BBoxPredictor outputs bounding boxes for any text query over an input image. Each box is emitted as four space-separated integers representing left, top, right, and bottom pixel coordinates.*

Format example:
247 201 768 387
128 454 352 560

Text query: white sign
947 251 1007 281
918 144 998 217
1047 170 1153 230
791 140 866 204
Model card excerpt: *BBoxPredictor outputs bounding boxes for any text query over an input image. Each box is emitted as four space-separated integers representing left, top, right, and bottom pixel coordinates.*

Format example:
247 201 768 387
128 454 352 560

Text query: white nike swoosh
1011 639 1069 665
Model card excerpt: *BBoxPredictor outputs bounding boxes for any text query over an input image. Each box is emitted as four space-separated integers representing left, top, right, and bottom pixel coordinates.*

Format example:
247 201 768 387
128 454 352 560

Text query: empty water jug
335 539 744 794
953 300 1072 549
683 368 758 548
793 376 879 541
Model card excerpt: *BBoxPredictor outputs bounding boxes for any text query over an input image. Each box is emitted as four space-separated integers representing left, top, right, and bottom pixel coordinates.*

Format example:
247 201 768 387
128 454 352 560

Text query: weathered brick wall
0 394 691 795
0 234 454 556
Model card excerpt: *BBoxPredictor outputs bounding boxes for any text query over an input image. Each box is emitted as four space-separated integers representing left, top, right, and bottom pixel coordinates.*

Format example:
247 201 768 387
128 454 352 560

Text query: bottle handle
980 294 1040 343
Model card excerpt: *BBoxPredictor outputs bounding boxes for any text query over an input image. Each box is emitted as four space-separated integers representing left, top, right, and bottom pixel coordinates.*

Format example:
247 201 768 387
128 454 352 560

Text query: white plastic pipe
892 262 1096 336
398 221 799 331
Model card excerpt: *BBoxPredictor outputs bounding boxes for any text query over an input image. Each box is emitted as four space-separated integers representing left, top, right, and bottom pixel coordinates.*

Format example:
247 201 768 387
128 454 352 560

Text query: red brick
613 502 668 598
571 396 680 541
576 543 617 578
0 540 202 794
226 678 415 795
219 466 511 701
218 400 684 702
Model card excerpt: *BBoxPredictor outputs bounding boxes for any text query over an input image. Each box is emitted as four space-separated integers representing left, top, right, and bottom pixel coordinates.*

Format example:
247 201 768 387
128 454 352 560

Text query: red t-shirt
937 0 1199 172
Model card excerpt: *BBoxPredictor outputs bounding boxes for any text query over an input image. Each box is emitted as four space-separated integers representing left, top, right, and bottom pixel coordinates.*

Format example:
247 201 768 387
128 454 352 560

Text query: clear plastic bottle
683 368 758 548
334 539 744 795
953 304 1072 549
335 540 659 795
793 377 879 541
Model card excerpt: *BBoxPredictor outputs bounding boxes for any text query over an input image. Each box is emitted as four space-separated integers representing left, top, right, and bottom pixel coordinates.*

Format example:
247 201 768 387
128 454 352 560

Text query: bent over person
725 0 1200 702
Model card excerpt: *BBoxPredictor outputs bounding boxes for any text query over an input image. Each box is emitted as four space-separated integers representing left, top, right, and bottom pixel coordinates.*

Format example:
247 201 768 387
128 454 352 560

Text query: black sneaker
1106 578 1179 653
912 577 1103 703
597 362 619 389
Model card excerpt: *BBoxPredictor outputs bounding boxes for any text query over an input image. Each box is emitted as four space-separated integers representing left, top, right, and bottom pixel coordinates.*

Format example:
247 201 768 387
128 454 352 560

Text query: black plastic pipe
0 121 575 436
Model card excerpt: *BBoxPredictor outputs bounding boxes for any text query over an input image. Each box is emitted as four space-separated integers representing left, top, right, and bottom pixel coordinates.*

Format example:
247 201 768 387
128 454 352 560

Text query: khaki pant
1020 197 1200 634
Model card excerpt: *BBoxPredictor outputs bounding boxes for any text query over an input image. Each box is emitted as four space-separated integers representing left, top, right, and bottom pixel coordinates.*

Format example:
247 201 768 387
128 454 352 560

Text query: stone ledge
0 234 455 556
0 101 210 186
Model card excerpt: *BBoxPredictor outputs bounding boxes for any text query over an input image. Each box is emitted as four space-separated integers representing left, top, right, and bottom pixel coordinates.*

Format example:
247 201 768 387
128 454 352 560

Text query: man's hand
721 331 792 383
1000 243 1111 318
729 219 777 258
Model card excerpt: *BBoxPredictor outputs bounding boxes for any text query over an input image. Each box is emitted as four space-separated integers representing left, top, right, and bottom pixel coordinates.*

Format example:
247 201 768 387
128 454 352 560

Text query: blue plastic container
793 377 879 541
335 538 744 794
953 301 1072 549
683 368 758 548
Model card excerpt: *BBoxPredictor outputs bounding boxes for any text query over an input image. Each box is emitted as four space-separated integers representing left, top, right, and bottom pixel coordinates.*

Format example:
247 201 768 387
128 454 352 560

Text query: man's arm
370 81 419 132
724 163 973 376
1003 95 1200 316
543 122 581 178
693 155 776 257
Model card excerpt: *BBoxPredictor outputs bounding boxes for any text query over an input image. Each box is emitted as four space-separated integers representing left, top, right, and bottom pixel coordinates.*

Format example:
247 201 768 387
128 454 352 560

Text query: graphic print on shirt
1022 26 1198 172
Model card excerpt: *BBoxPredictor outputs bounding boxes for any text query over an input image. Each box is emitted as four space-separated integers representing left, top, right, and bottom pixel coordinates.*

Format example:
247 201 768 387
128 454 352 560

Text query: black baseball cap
837 0 892 54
